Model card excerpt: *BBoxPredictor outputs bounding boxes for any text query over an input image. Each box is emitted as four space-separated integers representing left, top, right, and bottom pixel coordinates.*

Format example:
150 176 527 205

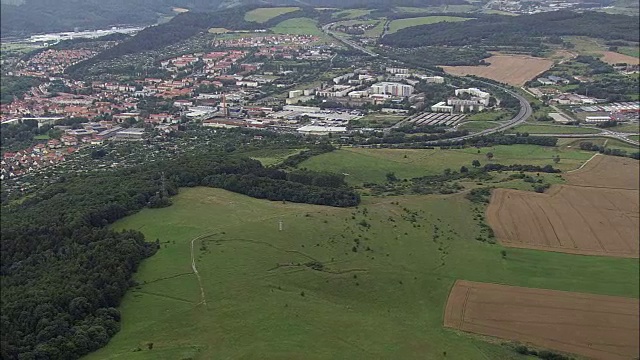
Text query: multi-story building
371 82 414 97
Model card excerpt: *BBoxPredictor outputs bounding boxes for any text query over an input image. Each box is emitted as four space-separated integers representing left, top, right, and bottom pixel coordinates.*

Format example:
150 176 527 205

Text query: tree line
0 147 358 359
381 11 640 48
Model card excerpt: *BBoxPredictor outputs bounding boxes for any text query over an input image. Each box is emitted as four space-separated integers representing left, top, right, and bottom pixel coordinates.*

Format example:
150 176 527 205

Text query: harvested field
441 55 553 86
564 154 639 190
599 51 639 65
487 155 640 257
444 280 640 360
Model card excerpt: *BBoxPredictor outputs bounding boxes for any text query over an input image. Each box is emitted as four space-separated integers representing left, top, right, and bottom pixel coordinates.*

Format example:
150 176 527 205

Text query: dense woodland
381 11 640 48
0 145 359 359
1 0 468 36
0 76 41 105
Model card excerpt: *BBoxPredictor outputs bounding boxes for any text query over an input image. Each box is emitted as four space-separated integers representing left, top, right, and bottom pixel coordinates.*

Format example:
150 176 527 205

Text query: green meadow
245 7 300 23
271 18 325 37
506 124 601 134
298 146 594 185
85 187 638 360
388 16 470 33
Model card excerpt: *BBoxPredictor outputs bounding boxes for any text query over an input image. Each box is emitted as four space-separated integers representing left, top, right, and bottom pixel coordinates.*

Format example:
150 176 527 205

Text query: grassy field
299 146 594 185
332 9 372 19
237 148 305 166
457 120 500 132
610 122 640 133
618 46 640 58
86 186 638 360
245 7 299 23
351 114 404 128
396 5 478 13
33 134 50 140
388 16 469 34
465 110 511 122
271 17 325 37
630 135 640 141
506 124 601 134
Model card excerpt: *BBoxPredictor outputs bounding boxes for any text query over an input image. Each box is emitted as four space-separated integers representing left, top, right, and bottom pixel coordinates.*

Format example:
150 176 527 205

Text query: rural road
323 22 533 143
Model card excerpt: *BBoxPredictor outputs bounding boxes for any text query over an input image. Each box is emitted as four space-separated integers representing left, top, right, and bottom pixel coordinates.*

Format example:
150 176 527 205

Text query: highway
322 22 533 144
323 22 640 147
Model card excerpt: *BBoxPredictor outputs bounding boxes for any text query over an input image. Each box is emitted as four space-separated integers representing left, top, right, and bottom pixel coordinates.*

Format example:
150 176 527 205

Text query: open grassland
610 122 640 133
506 124 601 134
631 135 640 141
442 55 554 86
299 146 594 185
245 7 300 23
618 46 640 58
351 113 404 128
464 110 511 121
487 155 640 257
85 186 638 360
332 9 372 19
238 148 305 166
445 280 640 360
395 5 478 13
565 36 640 63
271 17 325 37
557 137 640 154
388 16 469 34
457 121 501 132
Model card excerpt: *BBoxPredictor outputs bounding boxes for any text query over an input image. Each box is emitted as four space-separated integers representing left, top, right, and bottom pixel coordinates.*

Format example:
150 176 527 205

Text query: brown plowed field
486 155 640 257
444 280 640 360
441 55 553 86
599 51 639 65
564 155 639 190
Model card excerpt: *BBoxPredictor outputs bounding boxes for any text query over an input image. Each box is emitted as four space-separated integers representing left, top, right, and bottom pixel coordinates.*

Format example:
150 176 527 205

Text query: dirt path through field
191 234 211 306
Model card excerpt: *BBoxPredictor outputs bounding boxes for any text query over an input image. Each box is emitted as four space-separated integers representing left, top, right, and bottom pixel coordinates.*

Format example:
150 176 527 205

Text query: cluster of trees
514 345 574 360
483 163 560 173
574 75 639 102
579 141 640 159
0 148 358 359
388 46 490 67
0 76 41 105
0 120 55 152
466 134 559 147
391 125 447 134
574 55 614 75
381 11 639 48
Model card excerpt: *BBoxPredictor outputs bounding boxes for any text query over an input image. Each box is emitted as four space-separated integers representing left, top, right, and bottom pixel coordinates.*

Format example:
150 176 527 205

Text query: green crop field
86 186 638 360
506 124 601 134
271 18 325 37
388 16 469 34
299 146 594 185
245 7 300 23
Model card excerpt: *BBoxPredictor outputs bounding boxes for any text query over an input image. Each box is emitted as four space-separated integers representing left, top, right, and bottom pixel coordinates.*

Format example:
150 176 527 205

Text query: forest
0 147 359 360
381 11 640 48
1 0 470 36
0 76 41 105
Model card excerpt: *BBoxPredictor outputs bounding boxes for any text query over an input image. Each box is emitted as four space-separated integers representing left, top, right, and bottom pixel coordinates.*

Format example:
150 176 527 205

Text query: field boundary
566 152 599 173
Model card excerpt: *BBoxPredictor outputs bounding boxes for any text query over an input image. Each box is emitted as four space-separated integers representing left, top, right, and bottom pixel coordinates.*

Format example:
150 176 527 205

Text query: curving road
322 22 533 144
